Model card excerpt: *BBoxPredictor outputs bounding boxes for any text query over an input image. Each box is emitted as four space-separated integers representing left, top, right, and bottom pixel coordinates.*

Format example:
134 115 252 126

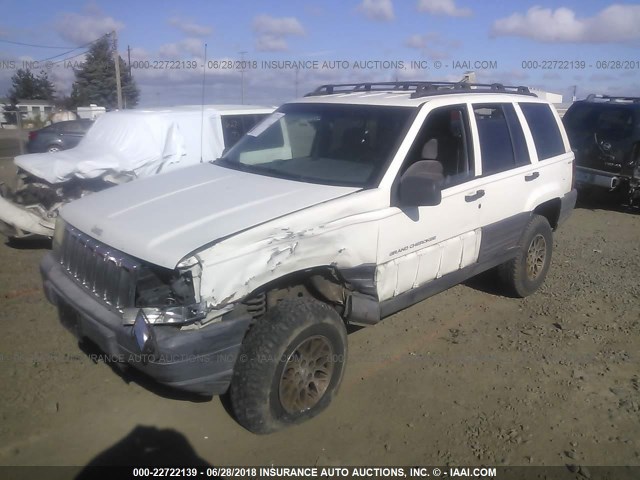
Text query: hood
60 163 359 268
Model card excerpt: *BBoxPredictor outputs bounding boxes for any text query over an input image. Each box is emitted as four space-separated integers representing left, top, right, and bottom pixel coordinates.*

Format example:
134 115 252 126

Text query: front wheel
229 297 347 434
498 214 553 298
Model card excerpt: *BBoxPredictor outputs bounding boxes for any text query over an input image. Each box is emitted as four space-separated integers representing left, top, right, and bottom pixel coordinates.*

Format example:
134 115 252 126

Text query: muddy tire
229 297 347 434
498 214 553 298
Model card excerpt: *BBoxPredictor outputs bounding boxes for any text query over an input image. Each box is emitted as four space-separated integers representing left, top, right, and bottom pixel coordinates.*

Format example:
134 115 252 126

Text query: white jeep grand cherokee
41 82 577 433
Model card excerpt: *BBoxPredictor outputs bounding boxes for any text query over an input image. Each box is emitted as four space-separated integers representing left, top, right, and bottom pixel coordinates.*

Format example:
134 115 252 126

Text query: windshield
215 103 415 187
564 104 636 142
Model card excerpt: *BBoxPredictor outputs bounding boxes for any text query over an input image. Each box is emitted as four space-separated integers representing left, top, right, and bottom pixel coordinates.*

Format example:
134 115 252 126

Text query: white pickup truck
0 105 274 238
40 82 576 433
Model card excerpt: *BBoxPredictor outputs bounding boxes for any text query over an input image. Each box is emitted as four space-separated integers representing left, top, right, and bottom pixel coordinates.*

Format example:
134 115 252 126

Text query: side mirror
398 160 442 206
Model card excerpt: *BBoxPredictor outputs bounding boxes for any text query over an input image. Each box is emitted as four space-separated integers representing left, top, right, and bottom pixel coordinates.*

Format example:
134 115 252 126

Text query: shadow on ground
575 188 638 215
75 426 217 479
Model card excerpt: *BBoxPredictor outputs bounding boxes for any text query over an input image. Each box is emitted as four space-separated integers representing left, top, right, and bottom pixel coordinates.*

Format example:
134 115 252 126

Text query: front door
375 104 484 301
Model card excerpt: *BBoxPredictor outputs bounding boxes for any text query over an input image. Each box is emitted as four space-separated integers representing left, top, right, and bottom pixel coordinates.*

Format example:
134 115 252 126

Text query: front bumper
40 253 252 395
0 184 54 238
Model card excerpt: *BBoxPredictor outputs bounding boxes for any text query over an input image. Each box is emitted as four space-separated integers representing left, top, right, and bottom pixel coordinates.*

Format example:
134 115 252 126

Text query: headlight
122 302 206 326
52 217 66 256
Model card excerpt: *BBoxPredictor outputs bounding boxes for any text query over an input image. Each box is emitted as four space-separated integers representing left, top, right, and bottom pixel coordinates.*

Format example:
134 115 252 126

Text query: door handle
465 189 485 202
525 172 540 182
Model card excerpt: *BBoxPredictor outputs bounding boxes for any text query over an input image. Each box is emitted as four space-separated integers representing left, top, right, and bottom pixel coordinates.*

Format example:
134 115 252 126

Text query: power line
0 38 79 49
37 33 110 63
47 49 91 67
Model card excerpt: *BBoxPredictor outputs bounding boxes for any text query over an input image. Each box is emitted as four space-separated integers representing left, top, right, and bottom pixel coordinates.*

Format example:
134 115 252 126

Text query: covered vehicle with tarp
0 105 273 238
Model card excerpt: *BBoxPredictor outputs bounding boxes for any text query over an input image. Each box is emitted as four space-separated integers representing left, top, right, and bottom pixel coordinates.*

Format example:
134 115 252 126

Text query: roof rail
305 81 535 98
585 94 640 103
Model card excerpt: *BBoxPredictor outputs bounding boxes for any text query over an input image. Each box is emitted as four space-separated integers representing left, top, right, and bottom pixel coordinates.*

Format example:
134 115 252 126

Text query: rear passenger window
519 103 565 160
473 105 516 175
503 104 530 166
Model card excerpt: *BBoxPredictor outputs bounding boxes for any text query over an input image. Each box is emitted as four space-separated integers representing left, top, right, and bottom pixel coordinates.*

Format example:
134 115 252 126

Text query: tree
3 69 55 124
70 36 139 110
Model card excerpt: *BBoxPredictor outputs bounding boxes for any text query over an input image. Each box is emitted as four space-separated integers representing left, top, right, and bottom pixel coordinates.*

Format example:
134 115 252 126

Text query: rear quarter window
519 103 565 160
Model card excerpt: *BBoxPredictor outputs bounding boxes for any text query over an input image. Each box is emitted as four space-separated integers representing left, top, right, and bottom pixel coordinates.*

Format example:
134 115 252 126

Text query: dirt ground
0 151 638 470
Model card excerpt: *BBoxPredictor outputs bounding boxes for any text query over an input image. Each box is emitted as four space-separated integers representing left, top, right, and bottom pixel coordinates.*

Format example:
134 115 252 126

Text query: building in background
76 104 106 120
0 98 54 126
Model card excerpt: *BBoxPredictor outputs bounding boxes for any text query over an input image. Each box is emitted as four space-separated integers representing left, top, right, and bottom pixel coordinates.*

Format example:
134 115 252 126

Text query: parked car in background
563 94 640 207
26 119 94 153
0 105 274 238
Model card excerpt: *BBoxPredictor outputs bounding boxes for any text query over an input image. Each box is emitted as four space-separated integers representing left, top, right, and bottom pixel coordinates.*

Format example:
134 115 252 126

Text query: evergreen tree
3 69 55 124
70 35 139 109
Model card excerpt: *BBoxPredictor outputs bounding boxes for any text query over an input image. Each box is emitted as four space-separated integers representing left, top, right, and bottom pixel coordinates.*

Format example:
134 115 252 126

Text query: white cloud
404 32 460 60
168 17 212 37
357 0 395 21
252 14 305 51
159 38 204 58
55 11 124 45
417 0 471 17
492 5 640 43
255 35 289 52
128 47 149 60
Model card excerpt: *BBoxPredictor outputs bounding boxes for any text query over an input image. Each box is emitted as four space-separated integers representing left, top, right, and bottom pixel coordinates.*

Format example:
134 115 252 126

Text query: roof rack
585 94 640 103
305 81 535 99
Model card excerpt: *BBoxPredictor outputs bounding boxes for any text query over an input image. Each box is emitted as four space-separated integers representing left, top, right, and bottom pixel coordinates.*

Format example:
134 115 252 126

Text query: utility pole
127 45 132 78
240 51 247 104
16 111 24 155
295 67 299 98
112 31 123 110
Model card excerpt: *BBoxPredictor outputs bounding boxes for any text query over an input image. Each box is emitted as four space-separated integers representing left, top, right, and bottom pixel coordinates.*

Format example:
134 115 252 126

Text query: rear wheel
229 297 347 434
498 214 553 298
47 145 61 153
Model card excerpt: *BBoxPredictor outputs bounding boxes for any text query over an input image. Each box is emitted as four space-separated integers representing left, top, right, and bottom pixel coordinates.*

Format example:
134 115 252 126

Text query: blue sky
1 0 639 107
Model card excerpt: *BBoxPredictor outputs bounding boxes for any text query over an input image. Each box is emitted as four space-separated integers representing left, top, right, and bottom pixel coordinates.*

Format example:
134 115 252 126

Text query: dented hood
60 163 359 268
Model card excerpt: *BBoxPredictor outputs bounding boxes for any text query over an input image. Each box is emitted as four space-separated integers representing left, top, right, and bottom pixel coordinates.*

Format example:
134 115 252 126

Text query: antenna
200 43 207 163
240 50 247 104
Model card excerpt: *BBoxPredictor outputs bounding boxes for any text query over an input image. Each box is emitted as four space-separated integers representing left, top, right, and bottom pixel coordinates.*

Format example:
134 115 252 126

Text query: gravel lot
0 152 638 470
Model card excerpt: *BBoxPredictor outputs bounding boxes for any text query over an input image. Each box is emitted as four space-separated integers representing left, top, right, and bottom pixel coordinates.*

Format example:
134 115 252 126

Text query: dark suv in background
26 119 94 153
563 94 640 207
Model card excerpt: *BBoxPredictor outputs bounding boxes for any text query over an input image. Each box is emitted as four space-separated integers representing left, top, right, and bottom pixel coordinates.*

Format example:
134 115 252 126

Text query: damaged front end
53 218 214 329
0 170 119 239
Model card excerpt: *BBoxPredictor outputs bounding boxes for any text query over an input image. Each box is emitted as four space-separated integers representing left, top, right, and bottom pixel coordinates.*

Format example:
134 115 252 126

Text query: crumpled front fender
0 191 54 238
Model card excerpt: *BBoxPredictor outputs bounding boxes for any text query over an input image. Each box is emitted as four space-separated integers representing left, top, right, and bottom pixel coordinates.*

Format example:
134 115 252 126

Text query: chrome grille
57 225 140 311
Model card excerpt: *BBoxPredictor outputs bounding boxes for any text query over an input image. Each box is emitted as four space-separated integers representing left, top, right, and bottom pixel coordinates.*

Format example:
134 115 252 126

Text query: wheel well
241 267 349 321
534 198 561 230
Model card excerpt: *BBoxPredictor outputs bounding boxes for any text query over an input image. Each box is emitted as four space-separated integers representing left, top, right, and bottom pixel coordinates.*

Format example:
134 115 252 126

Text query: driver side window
403 105 475 188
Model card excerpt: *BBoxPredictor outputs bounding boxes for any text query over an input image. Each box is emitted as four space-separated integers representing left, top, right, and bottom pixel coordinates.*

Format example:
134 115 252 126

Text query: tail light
28 131 37 141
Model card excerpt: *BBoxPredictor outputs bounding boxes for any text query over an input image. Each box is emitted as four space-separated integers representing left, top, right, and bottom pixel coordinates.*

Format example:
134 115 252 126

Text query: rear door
469 101 569 264
467 102 536 263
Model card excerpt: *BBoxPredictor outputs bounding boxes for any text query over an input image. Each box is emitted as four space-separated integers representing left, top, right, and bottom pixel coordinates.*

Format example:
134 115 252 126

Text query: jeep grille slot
57 225 139 311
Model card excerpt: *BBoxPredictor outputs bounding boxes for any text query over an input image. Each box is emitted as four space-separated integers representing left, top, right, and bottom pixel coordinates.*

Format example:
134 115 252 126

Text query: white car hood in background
60 163 359 268
14 109 225 184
